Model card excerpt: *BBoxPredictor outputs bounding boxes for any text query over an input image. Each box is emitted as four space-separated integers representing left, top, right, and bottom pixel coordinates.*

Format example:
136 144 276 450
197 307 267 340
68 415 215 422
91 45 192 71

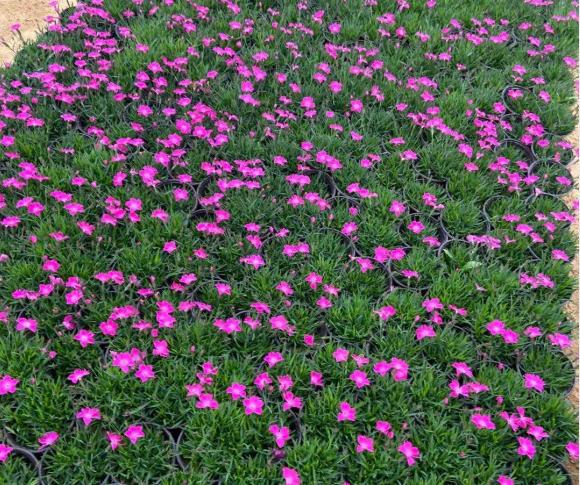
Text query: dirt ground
0 0 578 481
565 119 579 483
0 0 74 66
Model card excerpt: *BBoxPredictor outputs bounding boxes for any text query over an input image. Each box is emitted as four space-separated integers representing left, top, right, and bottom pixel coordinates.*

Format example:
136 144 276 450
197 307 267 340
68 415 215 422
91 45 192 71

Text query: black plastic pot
7 446 42 483
388 261 431 294
516 350 576 397
301 169 337 199
501 84 532 116
173 428 187 471
195 176 215 200
190 207 213 220
524 192 572 229
311 227 361 259
481 194 509 231
496 137 537 162
527 159 574 197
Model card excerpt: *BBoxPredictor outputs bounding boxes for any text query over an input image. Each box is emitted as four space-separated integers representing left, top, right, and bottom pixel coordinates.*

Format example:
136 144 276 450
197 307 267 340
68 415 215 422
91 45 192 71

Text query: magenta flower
135 364 156 383
566 442 579 461
240 254 266 269
38 431 59 449
264 352 284 367
226 382 247 401
374 305 397 321
337 402 357 422
243 396 264 415
74 329 95 348
356 435 374 453
376 421 394 438
0 374 19 395
282 392 302 411
497 476 514 485
309 371 324 387
269 424 290 448
328 22 342 34
0 444 13 462
517 437 536 460
416 325 436 340
349 370 370 389
332 348 349 362
76 407 102 426
196 393 219 410
124 425 145 445
282 467 301 485
107 432 123 451
471 414 496 430
15 317 37 333
523 373 545 393
398 441 421 466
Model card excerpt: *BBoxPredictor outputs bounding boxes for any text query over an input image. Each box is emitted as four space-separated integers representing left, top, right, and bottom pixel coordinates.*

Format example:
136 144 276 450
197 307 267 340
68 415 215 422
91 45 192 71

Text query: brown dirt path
0 0 74 66
564 90 579 483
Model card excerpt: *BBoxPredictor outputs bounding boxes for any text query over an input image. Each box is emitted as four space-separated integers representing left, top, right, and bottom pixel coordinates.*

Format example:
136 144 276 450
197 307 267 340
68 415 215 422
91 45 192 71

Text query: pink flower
15 317 37 333
398 441 421 466
328 22 342 34
135 364 155 383
408 221 425 234
337 402 357 422
107 432 123 450
333 348 349 362
0 375 19 395
269 424 290 448
226 382 247 400
65 289 83 305
124 425 145 445
548 333 571 349
376 421 394 438
264 352 284 367
38 431 59 449
389 200 406 217
350 99 363 113
497 476 514 485
516 436 536 460
566 442 579 461
310 371 324 387
240 254 266 269
329 81 342 93
349 370 370 389
152 340 169 358
486 320 506 335
471 414 496 430
282 467 301 485
282 391 302 411
452 362 473 378
527 424 548 441
356 435 374 453
523 373 545 393
196 393 219 410
375 305 397 321
67 369 90 384
76 407 102 426
74 329 95 348
416 325 436 340
243 396 264 415
388 358 410 381
0 444 13 462
163 240 177 253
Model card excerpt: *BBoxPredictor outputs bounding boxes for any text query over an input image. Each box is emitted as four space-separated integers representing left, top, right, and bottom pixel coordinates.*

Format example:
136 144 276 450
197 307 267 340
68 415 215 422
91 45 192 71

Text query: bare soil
0 0 74 66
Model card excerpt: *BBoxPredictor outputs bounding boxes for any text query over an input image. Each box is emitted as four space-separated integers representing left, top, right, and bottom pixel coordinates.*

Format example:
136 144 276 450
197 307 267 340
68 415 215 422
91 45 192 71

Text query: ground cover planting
0 0 578 483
